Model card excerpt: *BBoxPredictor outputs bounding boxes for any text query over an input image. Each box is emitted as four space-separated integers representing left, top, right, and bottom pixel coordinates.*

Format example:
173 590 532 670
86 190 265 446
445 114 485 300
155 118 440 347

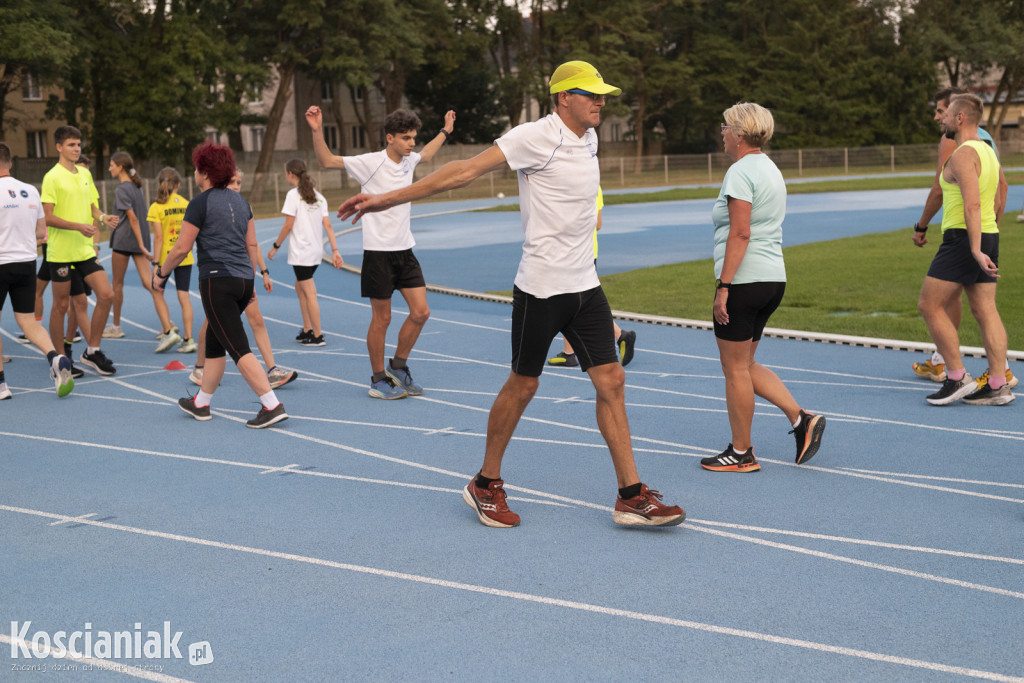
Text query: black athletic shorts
510 285 618 377
361 249 425 299
713 281 786 343
0 261 37 314
49 257 103 294
927 229 999 285
200 276 255 363
170 264 192 293
37 244 89 295
293 264 319 282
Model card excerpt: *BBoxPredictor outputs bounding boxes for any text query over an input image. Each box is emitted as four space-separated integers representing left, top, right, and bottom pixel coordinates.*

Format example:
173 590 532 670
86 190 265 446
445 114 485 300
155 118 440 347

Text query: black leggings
200 276 254 363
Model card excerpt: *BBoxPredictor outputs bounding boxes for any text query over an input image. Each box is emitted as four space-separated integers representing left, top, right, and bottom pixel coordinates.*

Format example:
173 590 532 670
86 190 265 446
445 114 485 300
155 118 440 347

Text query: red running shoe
613 484 685 526
462 477 521 528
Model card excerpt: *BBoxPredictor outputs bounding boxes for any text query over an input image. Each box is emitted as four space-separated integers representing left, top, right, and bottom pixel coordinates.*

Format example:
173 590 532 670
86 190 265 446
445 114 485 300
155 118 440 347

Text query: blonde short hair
723 102 774 147
948 93 984 126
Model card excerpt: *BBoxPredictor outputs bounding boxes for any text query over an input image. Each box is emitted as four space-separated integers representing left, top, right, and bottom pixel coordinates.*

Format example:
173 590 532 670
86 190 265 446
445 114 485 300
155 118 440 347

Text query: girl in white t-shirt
268 159 343 346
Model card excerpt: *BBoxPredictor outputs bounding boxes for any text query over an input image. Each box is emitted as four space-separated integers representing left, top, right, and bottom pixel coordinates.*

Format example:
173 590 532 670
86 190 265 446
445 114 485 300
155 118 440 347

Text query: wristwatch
260 268 269 275
715 279 731 290
913 223 928 233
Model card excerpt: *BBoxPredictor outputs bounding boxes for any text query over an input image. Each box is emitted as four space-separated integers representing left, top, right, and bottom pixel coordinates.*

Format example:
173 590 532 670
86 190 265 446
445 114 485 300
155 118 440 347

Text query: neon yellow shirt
939 140 999 234
40 163 99 262
147 193 194 266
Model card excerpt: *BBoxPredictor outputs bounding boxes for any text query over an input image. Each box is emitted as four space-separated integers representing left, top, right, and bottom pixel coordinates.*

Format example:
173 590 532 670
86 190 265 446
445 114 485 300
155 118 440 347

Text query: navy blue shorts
927 229 998 285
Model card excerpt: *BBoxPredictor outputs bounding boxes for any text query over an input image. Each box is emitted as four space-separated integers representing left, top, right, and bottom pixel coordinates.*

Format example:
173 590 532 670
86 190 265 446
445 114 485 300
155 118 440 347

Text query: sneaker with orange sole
913 358 946 382
701 445 761 472
975 369 1019 391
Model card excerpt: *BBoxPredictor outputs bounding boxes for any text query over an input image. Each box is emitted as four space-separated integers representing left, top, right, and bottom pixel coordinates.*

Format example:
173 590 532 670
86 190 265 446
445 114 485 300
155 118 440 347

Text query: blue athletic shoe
369 375 407 400
385 361 423 396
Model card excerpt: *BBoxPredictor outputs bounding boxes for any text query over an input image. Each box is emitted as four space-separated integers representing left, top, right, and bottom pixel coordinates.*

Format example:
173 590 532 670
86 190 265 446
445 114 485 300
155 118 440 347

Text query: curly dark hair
384 109 422 136
191 141 236 189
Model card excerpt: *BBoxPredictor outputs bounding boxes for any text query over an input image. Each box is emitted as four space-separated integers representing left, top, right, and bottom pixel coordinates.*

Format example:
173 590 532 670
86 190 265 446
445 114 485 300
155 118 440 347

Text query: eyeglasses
720 123 735 132
567 89 605 102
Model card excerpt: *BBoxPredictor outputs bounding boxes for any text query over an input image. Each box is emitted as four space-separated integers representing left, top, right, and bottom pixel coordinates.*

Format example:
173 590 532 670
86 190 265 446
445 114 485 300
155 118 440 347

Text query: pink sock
947 368 965 382
988 374 1006 390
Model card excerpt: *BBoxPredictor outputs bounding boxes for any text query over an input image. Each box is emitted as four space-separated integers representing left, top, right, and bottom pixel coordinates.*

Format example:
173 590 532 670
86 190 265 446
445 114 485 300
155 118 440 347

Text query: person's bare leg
588 362 641 488
480 372 538 479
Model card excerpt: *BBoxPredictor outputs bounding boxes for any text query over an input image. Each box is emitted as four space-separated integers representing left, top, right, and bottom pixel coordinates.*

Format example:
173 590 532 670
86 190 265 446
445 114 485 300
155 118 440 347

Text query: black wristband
272 242 281 250
260 268 269 275
715 279 731 290
913 223 928 233
439 129 450 141
156 267 167 279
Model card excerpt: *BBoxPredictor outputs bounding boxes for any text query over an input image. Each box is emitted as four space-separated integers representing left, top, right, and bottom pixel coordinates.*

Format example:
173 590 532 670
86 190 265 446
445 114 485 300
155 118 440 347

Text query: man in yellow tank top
918 94 1013 406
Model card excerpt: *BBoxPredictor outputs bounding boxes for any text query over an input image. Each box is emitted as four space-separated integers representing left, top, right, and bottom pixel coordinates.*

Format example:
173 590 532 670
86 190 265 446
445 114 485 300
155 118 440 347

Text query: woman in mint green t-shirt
700 102 826 474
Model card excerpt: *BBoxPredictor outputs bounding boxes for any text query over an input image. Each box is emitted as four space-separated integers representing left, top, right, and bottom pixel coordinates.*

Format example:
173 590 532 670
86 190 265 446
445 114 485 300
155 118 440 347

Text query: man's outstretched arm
305 106 345 170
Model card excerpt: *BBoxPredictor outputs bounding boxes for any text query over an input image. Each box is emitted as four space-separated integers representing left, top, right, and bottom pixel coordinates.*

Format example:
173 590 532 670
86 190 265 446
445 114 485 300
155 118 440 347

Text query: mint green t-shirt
711 153 787 284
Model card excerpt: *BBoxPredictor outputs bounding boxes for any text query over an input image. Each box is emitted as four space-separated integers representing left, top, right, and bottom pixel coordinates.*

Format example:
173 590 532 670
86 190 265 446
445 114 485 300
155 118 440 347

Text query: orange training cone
164 360 187 370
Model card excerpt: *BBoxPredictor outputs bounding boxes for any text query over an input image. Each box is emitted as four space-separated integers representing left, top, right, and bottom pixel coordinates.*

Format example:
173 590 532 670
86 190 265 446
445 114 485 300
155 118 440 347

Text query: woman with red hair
153 142 288 428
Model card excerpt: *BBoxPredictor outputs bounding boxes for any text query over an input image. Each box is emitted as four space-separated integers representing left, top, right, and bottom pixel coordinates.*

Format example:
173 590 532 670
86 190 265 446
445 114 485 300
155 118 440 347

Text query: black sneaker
926 373 975 406
178 396 211 421
701 445 760 472
69 362 84 380
547 351 578 367
790 410 826 464
618 330 637 367
300 334 326 347
79 349 116 376
296 329 311 342
246 403 288 429
962 382 1015 406
16 334 31 345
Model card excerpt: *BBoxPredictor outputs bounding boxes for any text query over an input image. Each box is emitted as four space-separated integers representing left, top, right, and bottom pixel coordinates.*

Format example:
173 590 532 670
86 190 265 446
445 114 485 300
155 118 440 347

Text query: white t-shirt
495 113 600 298
342 150 421 251
0 176 44 265
281 187 330 266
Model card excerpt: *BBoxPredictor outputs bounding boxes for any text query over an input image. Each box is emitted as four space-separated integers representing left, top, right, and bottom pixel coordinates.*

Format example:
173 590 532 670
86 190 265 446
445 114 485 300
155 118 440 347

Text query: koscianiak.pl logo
9 621 214 667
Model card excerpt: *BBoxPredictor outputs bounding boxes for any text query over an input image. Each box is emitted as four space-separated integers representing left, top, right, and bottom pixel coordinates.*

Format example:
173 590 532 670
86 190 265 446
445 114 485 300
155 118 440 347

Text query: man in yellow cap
339 60 685 529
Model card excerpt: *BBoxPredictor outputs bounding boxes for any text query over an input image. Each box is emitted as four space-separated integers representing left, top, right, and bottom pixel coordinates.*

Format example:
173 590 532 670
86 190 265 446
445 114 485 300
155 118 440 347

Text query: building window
324 124 339 150
206 130 220 143
251 126 266 151
26 131 46 158
352 86 364 103
321 81 333 101
610 123 621 142
351 125 366 149
22 73 41 101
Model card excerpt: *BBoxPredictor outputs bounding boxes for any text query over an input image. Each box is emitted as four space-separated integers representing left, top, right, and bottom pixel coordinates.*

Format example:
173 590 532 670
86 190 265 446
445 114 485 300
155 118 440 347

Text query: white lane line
49 512 97 526
838 468 1024 489
687 520 1024 565
2 503 1020 683
0 634 194 682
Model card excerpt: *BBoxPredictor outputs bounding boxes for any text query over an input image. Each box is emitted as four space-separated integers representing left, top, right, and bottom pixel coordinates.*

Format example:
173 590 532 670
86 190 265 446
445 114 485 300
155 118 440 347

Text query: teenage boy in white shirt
338 61 684 529
306 105 455 399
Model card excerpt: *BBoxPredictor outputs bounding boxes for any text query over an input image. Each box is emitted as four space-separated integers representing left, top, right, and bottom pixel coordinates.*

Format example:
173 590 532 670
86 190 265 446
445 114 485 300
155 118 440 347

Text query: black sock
391 356 408 370
46 351 58 364
372 371 387 383
475 472 499 489
619 483 642 499
0 371 5 382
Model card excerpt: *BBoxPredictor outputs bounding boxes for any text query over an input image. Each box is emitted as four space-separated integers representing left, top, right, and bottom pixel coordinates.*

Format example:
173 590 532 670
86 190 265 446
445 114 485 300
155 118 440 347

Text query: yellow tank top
939 139 999 234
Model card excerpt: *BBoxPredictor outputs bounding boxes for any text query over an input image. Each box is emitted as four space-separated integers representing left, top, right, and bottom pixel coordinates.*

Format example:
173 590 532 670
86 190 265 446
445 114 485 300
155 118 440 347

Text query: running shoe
547 351 579 367
16 334 30 344
155 330 183 353
975 369 1019 391
462 477 520 528
246 403 288 429
618 330 637 367
791 410 826 464
177 338 197 353
912 358 946 382
296 329 312 343
51 355 75 398
156 325 179 340
178 395 211 421
102 325 125 339
267 366 298 389
71 332 82 343
1 355 9 363
69 363 84 380
300 333 326 347
962 382 1015 406
0 382 11 400
612 484 685 526
189 366 204 386
79 349 116 376
385 361 422 396
926 372 975 406
369 375 407 400
701 445 761 472
63 341 73 357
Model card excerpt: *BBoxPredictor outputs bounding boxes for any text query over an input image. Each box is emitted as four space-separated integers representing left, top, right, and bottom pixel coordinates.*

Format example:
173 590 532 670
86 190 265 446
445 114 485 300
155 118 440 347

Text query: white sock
732 445 747 456
259 390 279 409
87 346 99 354
195 390 213 407
931 351 944 365
1005 359 1011 371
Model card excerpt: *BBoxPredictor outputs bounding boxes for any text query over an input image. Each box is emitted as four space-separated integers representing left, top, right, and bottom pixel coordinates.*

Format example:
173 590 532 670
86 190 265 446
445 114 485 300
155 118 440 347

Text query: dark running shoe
463 477 520 528
962 382 1015 406
69 362 84 380
300 334 326 347
618 330 637 367
547 351 579 367
79 349 116 376
246 403 288 429
296 329 312 343
701 445 761 472
178 396 211 421
926 373 975 406
791 410 826 464
16 334 31 345
613 484 685 526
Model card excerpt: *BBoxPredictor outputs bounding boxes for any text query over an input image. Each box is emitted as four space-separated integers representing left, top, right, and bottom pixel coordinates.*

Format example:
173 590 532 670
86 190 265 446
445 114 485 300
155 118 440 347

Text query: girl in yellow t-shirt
147 167 196 352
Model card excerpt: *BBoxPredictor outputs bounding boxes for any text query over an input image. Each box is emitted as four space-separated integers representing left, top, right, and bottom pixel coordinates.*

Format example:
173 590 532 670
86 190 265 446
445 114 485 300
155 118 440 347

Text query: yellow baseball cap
548 60 621 96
